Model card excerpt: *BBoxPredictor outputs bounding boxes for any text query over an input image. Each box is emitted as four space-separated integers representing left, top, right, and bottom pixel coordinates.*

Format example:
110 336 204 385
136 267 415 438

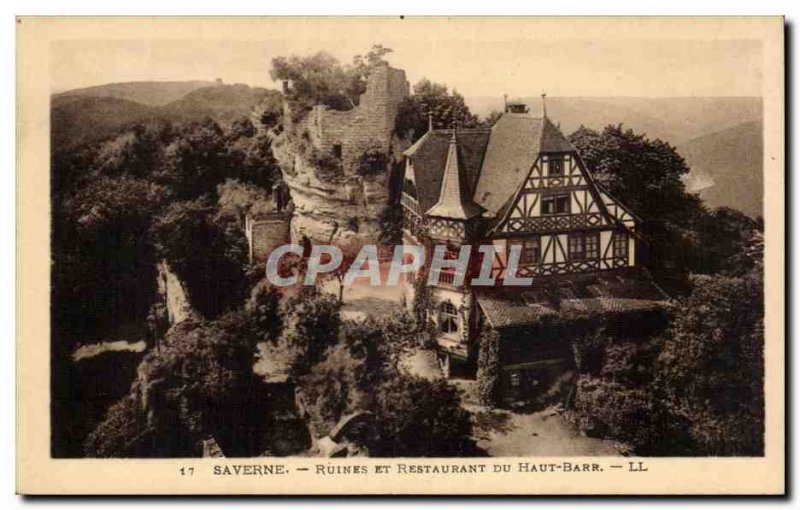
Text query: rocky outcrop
271 64 410 247
156 260 198 325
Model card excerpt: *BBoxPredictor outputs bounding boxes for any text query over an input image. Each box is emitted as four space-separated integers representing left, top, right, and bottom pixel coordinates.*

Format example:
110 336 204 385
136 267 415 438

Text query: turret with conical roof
425 127 484 221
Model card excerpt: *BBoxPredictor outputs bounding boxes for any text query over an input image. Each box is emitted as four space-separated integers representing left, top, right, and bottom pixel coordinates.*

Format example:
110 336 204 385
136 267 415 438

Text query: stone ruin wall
273 64 410 248
245 212 292 263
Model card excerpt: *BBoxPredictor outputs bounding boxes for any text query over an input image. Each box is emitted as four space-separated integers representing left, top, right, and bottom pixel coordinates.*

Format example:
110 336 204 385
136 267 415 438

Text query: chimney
503 94 508 113
541 92 547 118
428 113 434 132
506 101 528 114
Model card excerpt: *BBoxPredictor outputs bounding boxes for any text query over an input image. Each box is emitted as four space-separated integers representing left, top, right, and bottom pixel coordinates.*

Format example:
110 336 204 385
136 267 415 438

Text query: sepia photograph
16 16 785 495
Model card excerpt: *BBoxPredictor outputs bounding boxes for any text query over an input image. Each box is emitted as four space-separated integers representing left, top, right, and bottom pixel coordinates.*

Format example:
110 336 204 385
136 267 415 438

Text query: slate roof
475 268 670 329
472 113 545 216
540 116 577 153
425 130 484 220
404 113 577 221
404 128 491 214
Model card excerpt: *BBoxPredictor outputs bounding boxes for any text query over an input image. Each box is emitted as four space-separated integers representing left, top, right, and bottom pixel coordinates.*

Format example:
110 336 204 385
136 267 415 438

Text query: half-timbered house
400 99 669 404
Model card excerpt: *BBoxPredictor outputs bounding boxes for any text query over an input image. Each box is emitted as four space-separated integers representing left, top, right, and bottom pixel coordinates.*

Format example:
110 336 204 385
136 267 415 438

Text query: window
585 233 600 260
568 233 600 261
332 144 342 158
548 154 564 176
439 301 459 335
541 193 570 215
519 237 541 264
509 371 521 388
613 231 629 258
568 234 584 261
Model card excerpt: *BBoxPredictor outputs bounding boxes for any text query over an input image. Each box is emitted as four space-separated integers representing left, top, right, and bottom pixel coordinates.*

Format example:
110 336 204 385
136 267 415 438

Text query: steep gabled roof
472 114 576 217
425 130 484 220
472 113 543 216
403 128 491 214
540 116 577 153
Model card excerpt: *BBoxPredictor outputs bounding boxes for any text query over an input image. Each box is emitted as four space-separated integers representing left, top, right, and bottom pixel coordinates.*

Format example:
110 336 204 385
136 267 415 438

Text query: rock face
272 64 410 248
156 260 198 325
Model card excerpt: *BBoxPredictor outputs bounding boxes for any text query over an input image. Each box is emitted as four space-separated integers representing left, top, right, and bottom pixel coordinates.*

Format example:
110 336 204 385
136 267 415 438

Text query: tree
483 109 503 127
369 376 473 457
151 199 249 318
349 44 394 100
52 176 172 342
476 327 502 407
228 116 256 141
280 286 342 371
688 206 762 275
395 79 480 141
271 52 355 110
227 129 282 189
271 46 395 111
569 125 705 284
216 179 274 227
299 314 409 436
245 279 284 343
156 118 233 198
657 270 764 455
86 313 262 457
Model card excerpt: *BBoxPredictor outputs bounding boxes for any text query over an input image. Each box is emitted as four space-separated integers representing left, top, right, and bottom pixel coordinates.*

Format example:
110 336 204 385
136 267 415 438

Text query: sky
50 19 763 99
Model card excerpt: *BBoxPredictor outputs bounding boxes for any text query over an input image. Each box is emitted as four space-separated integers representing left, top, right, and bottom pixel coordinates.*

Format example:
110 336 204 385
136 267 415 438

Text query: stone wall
245 212 292 263
272 64 410 247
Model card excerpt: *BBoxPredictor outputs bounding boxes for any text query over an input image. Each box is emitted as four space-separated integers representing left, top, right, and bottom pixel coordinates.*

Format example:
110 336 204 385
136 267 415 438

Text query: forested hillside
678 121 763 218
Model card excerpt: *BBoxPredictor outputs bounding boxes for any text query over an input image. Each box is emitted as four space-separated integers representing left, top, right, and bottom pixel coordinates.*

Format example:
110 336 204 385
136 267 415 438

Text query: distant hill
467 96 762 145
51 82 282 150
677 121 763 218
51 96 162 150
160 84 282 126
53 80 220 107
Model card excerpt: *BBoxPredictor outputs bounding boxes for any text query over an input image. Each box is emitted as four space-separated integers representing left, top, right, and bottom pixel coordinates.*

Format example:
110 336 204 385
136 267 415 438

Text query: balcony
401 192 420 216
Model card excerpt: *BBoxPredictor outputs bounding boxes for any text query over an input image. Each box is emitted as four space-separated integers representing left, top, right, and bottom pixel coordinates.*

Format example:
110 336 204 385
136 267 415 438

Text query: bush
571 326 609 375
310 148 344 181
572 376 650 442
356 149 390 177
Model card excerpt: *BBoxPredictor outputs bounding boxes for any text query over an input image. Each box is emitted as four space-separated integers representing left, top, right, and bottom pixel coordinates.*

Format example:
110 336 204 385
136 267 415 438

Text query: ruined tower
272 64 410 248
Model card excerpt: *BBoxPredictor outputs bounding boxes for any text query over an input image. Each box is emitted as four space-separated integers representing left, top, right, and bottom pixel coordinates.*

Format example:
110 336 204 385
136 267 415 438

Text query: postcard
17 16 784 495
